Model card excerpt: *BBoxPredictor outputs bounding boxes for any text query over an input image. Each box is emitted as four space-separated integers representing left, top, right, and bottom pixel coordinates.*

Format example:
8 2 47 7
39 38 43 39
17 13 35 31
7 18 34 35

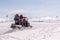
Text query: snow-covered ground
0 17 60 40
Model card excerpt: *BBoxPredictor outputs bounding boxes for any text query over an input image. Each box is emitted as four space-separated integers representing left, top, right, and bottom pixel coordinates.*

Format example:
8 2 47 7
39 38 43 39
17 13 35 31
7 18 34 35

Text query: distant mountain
28 17 60 22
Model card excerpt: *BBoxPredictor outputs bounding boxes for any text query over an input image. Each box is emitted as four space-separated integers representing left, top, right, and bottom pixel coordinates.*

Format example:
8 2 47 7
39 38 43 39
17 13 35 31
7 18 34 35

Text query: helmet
20 14 23 16
14 13 18 16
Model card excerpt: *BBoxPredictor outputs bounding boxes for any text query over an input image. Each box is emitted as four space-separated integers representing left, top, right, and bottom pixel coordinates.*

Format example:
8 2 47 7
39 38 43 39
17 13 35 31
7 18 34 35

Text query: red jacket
20 15 26 21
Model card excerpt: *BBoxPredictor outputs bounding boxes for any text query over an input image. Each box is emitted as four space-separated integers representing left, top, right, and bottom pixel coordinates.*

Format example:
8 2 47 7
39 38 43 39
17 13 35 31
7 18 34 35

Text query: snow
0 18 11 23
0 17 60 40
29 17 60 23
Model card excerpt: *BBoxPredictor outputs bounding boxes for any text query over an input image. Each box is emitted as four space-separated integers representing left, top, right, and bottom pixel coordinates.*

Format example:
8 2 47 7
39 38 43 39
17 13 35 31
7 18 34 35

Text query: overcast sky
0 0 60 18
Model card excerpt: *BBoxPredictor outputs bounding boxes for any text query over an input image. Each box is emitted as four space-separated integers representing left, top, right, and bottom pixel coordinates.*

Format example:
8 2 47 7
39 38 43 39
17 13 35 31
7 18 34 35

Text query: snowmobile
11 18 32 30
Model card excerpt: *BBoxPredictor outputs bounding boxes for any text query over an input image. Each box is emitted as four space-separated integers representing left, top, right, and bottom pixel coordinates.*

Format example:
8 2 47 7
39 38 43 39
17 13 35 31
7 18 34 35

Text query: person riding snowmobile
19 14 26 25
19 14 29 27
14 14 20 25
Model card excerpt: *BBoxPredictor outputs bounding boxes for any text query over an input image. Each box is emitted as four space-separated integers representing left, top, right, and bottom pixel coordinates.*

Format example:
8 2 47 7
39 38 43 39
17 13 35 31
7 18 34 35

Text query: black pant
15 20 19 25
22 21 29 27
